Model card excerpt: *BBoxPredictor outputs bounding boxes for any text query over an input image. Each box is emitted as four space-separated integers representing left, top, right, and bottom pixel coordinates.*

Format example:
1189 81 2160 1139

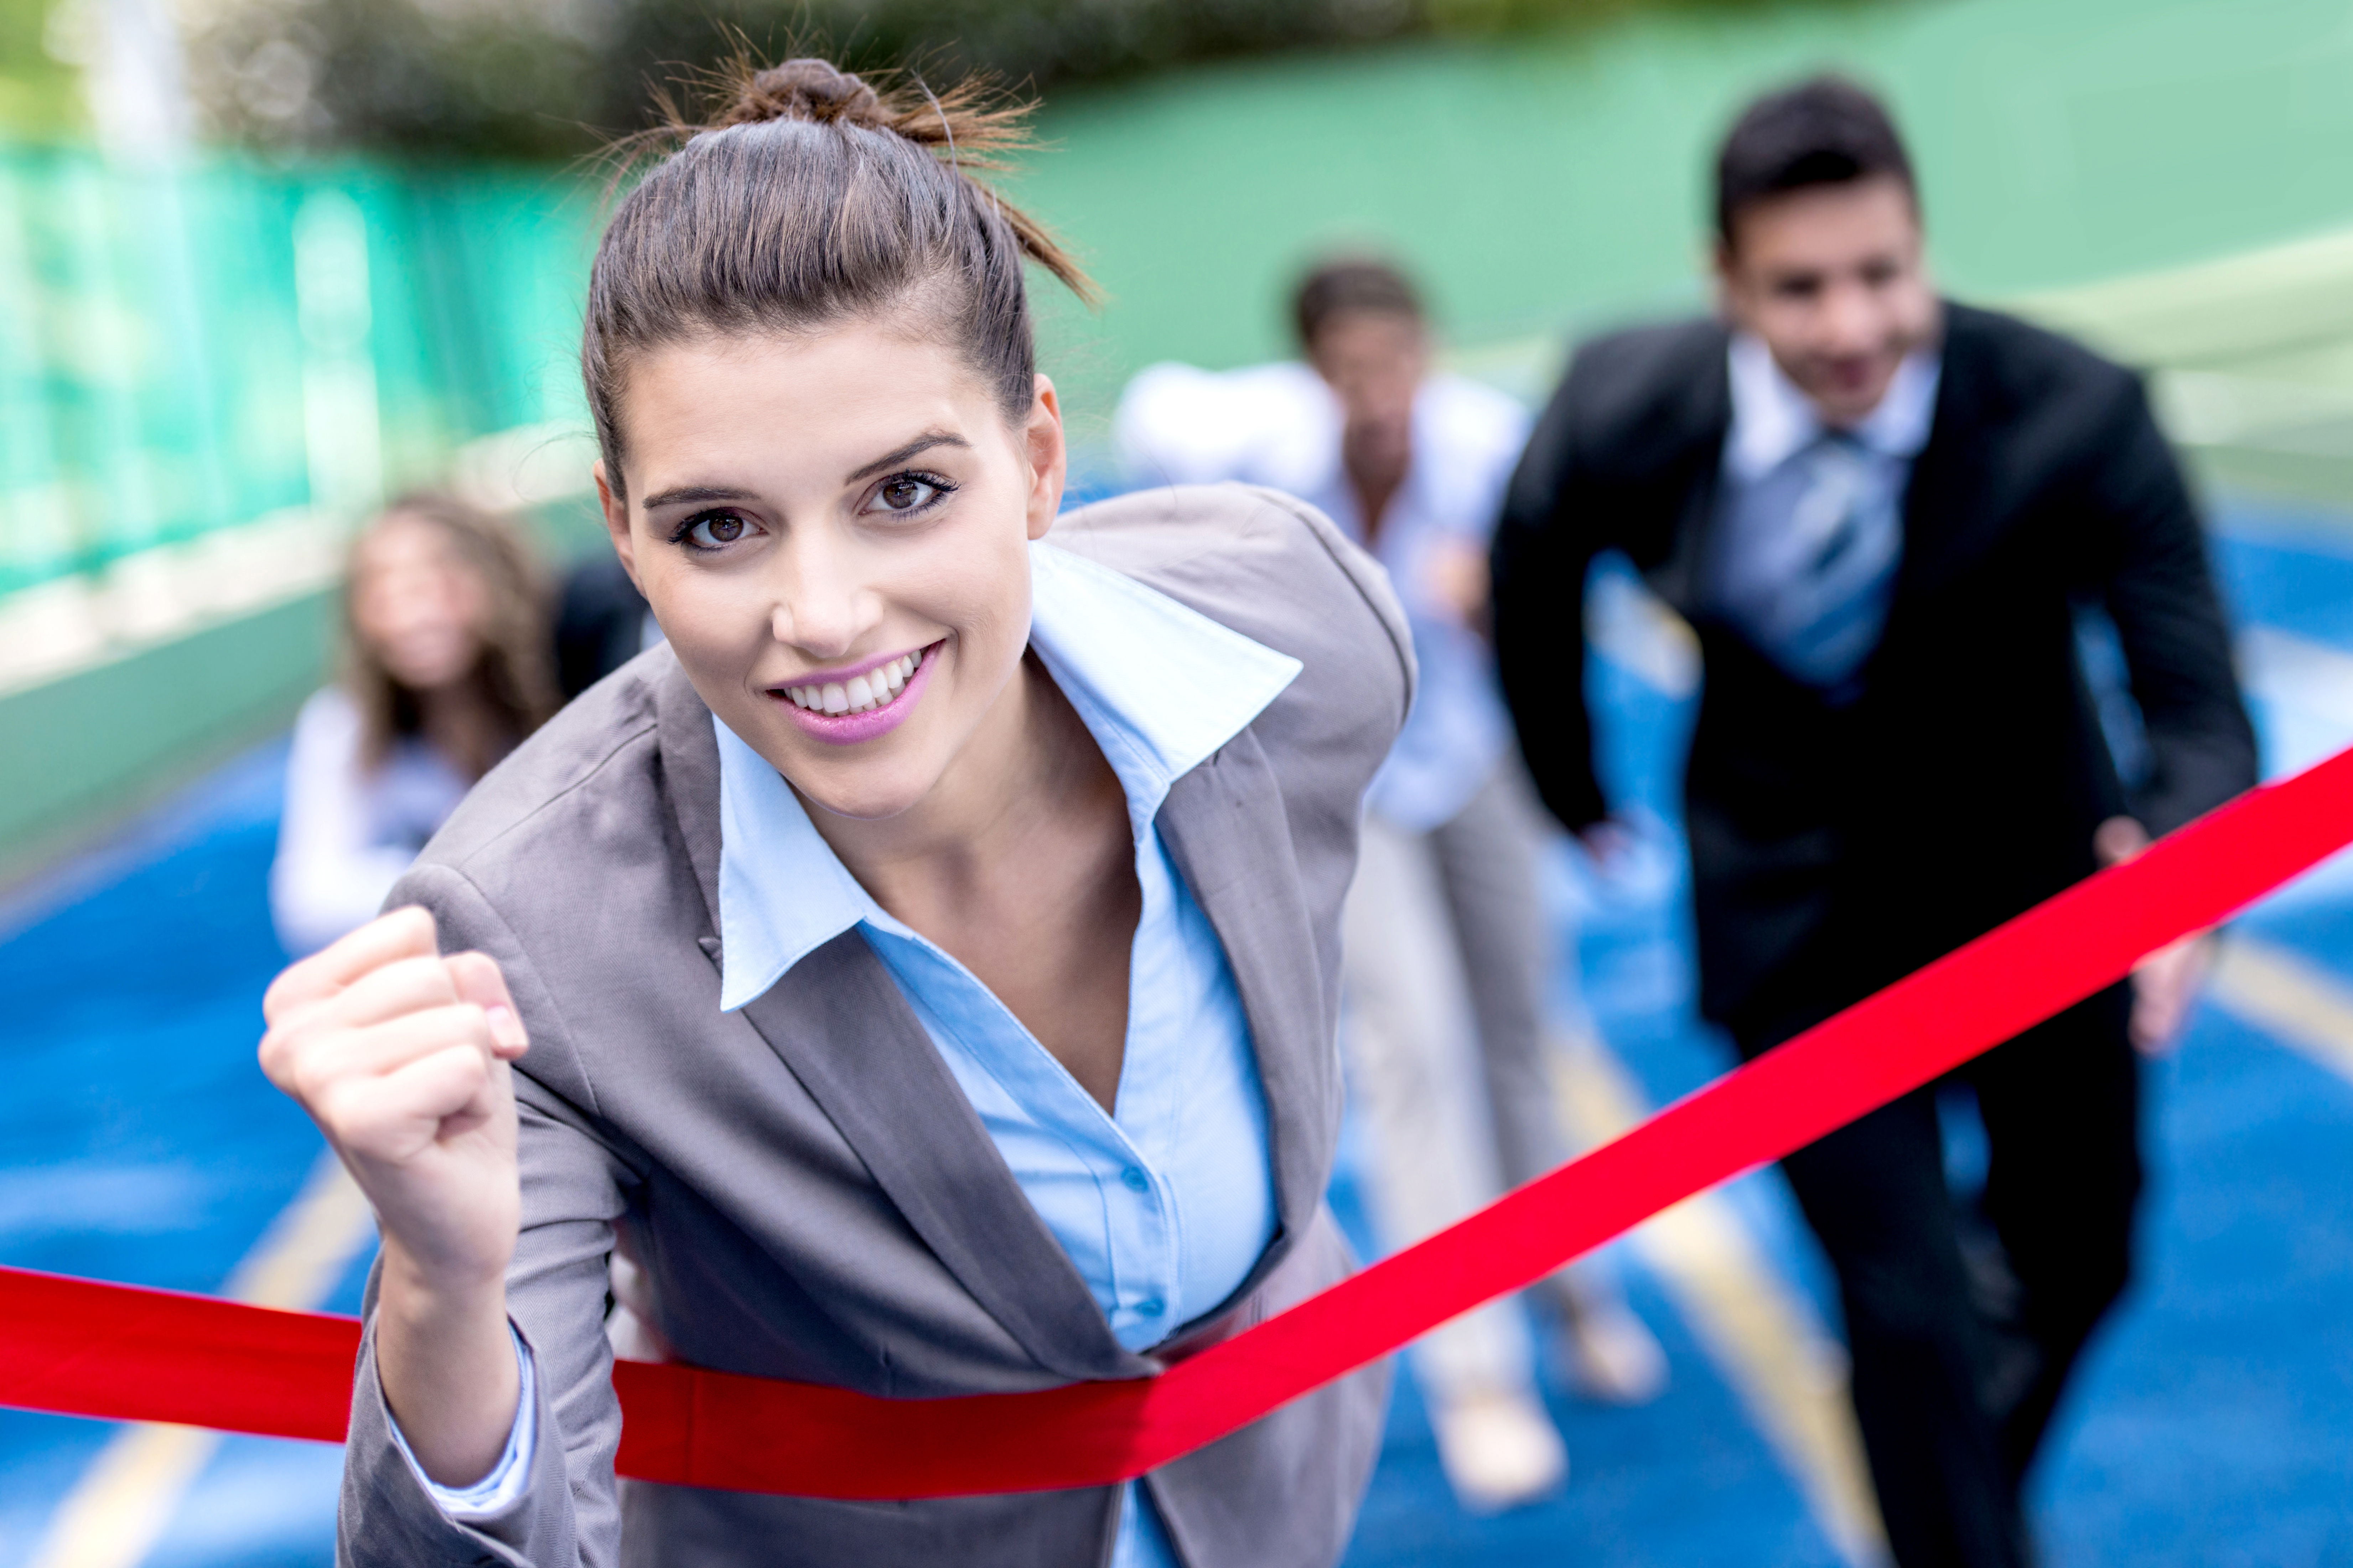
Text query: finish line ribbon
9 741 2353 1499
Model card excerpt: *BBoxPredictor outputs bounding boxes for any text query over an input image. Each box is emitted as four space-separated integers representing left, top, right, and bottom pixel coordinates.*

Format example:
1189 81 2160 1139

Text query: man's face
1715 175 1940 427
1307 309 1427 469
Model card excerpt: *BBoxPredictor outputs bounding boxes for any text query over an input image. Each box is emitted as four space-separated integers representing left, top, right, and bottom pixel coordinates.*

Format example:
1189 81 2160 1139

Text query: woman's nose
769 546 873 658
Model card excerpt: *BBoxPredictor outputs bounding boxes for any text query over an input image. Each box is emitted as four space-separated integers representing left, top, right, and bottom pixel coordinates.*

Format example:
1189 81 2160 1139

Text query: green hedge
181 0 1772 159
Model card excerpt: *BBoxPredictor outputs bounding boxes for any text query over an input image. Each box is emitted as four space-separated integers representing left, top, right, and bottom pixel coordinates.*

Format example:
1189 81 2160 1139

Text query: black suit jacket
555 551 652 701
1492 302 2258 1036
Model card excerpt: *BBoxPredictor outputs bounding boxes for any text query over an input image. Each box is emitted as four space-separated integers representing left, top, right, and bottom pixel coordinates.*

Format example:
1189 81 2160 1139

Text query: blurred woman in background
270 493 557 954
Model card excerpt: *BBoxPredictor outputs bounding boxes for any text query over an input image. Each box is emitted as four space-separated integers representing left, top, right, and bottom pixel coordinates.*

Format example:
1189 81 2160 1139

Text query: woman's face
596 322 1066 822
351 513 489 693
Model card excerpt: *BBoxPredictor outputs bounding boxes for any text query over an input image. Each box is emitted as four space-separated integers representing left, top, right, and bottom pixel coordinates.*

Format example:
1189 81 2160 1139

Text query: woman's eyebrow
845 432 970 485
640 484 759 511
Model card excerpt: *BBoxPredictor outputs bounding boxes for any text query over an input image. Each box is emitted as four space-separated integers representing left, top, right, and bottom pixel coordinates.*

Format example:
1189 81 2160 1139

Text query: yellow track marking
2207 937 2353 1085
1551 1035 1891 1568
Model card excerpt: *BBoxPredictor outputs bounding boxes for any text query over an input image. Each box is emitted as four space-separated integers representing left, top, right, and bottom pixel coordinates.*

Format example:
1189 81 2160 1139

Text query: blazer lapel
738 940 1141 1382
654 655 725 929
1156 730 1335 1306
653 661 1141 1385
1650 341 1735 620
1893 305 2002 603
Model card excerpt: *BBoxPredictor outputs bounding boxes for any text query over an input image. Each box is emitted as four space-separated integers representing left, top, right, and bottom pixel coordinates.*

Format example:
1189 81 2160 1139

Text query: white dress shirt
1115 359 1529 831
1707 333 1943 691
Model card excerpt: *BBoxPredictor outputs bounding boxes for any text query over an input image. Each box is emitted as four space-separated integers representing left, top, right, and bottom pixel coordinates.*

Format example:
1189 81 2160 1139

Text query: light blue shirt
1115 361 1529 831
401 539 1300 1568
1707 332 1942 692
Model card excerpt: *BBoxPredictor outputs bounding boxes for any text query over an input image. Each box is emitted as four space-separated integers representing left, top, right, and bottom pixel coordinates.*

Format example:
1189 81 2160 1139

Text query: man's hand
1421 536 1493 631
1576 817 1636 870
2095 815 2214 1055
258 906 530 1483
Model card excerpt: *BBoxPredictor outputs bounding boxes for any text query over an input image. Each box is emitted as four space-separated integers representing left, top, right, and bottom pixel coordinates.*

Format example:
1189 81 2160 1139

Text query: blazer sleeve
337 862 633 1568
2079 375 2260 837
1491 363 1612 833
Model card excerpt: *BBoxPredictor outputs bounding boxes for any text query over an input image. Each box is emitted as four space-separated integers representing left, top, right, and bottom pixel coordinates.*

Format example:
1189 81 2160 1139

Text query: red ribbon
8 742 2353 1499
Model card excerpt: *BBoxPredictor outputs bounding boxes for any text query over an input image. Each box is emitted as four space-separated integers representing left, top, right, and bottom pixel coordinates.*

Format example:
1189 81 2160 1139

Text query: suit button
1136 1298 1165 1318
1120 1166 1150 1193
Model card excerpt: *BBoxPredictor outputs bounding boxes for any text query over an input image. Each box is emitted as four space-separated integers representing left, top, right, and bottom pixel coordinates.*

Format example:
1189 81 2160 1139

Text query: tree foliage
181 0 1716 158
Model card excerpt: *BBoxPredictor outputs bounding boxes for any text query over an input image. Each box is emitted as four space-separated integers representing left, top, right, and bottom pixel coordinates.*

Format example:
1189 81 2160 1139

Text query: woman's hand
261 905 528 1285
259 906 530 1483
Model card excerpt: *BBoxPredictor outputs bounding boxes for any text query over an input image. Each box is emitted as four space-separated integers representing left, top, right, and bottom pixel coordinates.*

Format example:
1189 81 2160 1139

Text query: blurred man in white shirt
1118 258 1665 1513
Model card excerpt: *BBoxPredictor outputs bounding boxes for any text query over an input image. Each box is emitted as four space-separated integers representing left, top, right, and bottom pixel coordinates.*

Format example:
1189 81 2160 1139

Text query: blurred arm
2080 374 2259 1052
271 689 418 955
1491 365 1610 834
2089 375 2260 834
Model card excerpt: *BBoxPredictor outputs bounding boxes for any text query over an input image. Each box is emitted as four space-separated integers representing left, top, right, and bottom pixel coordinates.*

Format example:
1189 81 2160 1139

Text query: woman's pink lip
771 641 942 746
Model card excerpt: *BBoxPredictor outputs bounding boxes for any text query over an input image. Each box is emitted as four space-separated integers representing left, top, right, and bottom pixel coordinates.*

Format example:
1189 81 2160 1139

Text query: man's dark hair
1292 256 1422 351
1714 74 1915 249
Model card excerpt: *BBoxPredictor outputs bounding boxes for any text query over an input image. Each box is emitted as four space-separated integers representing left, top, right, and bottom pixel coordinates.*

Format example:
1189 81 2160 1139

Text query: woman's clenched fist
259 905 529 1295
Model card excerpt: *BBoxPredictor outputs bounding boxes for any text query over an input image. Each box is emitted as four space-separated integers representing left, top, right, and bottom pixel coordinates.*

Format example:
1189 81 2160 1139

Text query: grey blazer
337 485 1416 1568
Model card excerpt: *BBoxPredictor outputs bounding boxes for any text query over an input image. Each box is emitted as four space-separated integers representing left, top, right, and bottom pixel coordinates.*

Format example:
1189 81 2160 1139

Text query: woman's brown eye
876 475 945 513
689 513 746 546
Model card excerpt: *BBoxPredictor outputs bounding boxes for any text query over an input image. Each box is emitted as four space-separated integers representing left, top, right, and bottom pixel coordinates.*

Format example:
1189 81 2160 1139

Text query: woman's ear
1024 375 1068 542
594 461 646 592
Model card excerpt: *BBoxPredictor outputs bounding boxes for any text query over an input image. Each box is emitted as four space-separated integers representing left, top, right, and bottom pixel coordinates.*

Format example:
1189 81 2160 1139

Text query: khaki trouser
1340 758 1601 1404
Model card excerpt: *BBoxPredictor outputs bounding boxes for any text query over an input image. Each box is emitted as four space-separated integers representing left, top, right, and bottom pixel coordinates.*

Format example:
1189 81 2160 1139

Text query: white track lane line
1550 1035 1892 1568
28 1149 375 1568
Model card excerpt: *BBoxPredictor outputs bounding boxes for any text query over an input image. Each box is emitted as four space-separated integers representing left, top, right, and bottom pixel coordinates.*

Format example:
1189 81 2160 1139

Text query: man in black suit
1492 77 2256 1567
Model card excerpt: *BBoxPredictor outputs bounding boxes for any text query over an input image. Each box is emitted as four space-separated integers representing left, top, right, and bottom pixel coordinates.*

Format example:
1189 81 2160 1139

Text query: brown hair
343 492 558 780
1715 75 1916 248
1292 255 1423 352
583 57 1095 498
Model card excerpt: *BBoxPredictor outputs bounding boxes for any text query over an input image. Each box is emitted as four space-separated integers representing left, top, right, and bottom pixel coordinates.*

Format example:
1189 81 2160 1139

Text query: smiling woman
251 55 1413 1568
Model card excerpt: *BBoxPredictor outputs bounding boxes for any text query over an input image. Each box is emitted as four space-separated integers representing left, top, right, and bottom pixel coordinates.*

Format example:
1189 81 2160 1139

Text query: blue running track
2 505 2351 1565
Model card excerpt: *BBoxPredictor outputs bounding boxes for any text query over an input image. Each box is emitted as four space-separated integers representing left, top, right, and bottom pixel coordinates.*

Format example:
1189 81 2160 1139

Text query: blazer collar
649 552 1317 1379
1723 330 1942 480
1155 733 1335 1295
656 668 1136 1380
713 539 1301 1009
1891 304 2002 596
1676 308 1969 617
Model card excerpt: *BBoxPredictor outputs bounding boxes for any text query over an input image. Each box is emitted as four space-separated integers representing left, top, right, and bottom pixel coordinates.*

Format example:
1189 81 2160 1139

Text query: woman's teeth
783 650 923 715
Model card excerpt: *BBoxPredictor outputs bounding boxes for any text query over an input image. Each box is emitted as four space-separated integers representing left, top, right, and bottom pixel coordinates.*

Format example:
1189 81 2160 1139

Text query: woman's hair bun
719 58 885 131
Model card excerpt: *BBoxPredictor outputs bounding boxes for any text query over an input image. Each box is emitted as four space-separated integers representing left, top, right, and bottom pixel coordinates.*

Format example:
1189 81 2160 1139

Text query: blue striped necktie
1736 431 1904 694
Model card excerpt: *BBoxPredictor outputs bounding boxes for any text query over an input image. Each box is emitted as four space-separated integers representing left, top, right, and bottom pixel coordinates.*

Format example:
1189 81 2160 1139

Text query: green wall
0 591 335 883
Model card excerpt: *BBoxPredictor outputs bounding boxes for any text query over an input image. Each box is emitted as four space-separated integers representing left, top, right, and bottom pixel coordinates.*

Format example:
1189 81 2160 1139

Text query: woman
257 60 1408 1568
269 493 555 956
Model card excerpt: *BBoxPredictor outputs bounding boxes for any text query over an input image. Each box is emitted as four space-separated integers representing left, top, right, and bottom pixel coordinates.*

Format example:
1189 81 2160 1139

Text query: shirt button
1136 1298 1165 1318
1120 1166 1150 1193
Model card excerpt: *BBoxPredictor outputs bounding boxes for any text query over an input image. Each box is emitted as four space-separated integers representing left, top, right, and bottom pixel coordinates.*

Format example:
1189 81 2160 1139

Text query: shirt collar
712 537 1303 1011
1723 331 1942 481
